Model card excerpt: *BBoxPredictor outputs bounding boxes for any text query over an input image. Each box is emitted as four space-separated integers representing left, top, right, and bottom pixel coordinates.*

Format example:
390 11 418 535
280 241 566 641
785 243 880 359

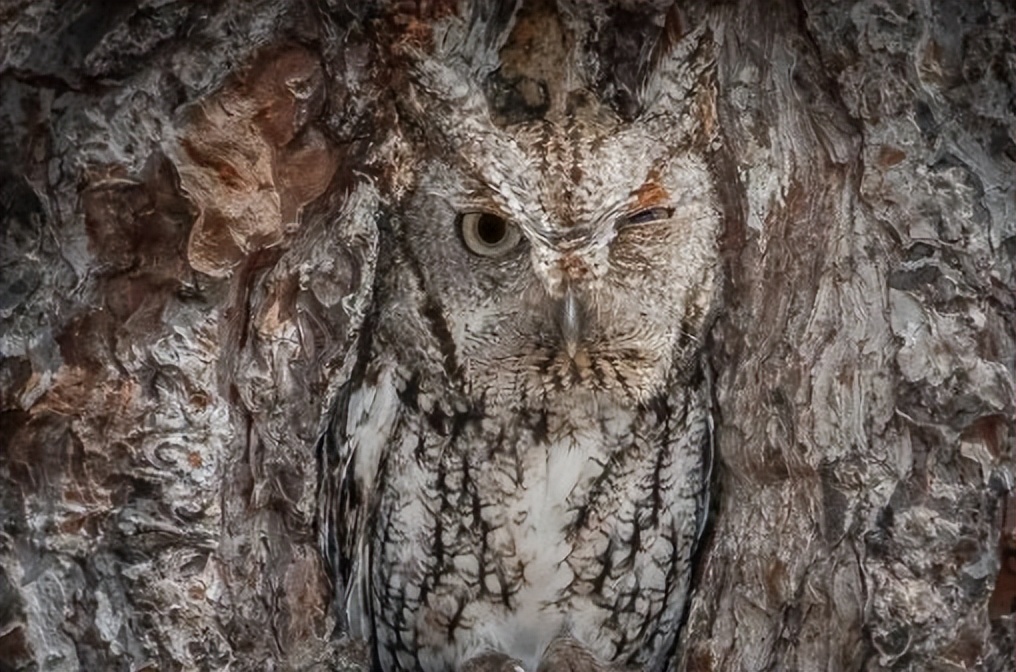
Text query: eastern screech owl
319 4 721 671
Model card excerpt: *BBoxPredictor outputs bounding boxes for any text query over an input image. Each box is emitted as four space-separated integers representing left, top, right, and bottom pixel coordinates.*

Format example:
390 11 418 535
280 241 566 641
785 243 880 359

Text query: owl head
373 2 721 411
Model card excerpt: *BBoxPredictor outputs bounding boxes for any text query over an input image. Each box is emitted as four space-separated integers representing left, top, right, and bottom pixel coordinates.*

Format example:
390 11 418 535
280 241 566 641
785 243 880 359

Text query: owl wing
695 366 715 543
316 377 363 634
318 374 389 643
317 359 401 642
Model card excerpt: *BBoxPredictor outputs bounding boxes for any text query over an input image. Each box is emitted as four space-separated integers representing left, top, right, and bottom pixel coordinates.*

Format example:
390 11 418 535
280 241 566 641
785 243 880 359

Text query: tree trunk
1 1 1012 671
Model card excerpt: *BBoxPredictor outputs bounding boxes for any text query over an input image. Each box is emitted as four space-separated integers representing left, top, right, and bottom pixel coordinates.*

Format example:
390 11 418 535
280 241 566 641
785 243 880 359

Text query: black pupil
476 214 507 245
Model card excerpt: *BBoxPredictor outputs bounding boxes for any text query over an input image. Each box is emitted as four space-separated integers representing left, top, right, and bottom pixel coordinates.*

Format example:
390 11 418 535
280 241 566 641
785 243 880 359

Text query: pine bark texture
0 2 1012 671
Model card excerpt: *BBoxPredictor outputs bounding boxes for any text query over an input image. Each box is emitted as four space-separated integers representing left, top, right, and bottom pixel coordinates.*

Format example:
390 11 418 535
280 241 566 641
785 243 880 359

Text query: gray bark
0 1 1012 671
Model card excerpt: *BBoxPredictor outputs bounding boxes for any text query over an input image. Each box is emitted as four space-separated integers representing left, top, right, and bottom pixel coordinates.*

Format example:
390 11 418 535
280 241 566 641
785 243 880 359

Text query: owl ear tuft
410 0 521 80
395 0 521 124
591 4 679 121
645 26 715 118
593 3 712 123
460 0 523 77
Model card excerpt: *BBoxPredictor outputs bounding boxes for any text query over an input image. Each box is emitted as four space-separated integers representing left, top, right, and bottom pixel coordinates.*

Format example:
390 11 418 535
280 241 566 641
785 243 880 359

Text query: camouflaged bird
319 2 720 670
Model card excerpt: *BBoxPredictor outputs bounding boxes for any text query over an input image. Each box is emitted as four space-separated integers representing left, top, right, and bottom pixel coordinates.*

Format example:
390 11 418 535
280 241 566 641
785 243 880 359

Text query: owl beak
558 286 583 359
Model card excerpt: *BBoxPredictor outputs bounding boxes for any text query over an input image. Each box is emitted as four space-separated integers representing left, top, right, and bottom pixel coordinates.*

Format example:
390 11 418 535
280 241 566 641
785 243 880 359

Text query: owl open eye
622 206 674 227
460 212 522 257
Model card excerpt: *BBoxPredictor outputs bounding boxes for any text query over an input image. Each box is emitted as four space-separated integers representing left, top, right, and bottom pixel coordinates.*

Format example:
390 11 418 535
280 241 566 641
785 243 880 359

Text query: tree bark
0 2 1012 671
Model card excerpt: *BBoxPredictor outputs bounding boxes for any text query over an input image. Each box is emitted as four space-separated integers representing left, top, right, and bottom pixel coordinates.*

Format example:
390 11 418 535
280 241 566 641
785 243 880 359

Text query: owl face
386 99 721 410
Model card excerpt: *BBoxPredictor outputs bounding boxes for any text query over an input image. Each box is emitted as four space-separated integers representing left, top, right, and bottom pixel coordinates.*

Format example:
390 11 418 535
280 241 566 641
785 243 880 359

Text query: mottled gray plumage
319 3 721 670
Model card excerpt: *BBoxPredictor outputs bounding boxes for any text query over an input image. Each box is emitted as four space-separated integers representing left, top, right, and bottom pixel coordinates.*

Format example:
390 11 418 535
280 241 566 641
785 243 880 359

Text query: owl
318 3 721 671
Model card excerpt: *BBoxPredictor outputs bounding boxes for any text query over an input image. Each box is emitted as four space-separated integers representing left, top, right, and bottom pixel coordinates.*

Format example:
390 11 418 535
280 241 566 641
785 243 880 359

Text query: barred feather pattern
321 287 710 672
318 194 716 669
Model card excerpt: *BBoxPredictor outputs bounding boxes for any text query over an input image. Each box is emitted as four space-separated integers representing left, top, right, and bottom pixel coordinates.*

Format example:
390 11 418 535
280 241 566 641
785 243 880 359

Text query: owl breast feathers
318 5 721 671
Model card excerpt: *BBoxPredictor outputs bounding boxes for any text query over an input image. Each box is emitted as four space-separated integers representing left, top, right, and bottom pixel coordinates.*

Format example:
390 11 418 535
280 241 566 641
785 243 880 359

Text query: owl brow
437 189 502 214
446 125 553 209
428 165 514 219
